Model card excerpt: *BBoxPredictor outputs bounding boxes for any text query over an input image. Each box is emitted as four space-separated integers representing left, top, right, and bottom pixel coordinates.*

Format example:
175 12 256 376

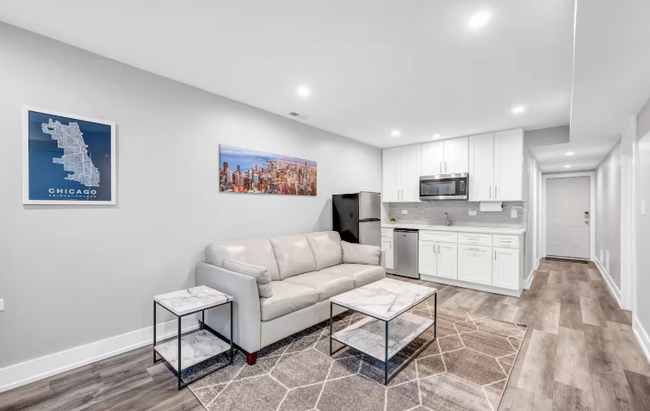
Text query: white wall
595 140 622 289
0 22 381 369
523 148 541 283
635 97 650 348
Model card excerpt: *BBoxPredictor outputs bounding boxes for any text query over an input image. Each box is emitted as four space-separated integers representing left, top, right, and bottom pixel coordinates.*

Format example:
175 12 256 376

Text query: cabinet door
400 144 422 202
443 137 469 174
468 133 494 201
382 148 401 202
493 247 519 290
458 244 492 285
418 240 437 276
494 129 523 201
436 242 458 279
421 141 444 176
382 239 394 270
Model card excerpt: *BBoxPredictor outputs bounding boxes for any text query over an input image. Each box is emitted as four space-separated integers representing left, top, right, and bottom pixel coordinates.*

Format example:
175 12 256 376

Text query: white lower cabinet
381 229 394 270
492 247 520 290
419 241 458 279
458 244 492 286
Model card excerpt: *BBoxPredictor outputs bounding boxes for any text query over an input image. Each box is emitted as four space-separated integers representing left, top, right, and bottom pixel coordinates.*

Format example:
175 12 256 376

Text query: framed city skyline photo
219 144 317 196
22 106 116 205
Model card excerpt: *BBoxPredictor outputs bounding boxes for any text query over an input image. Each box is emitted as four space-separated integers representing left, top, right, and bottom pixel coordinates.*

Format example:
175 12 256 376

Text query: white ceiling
0 0 574 149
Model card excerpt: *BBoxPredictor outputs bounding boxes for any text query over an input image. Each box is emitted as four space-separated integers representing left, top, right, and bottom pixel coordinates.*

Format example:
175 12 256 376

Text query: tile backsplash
388 201 526 227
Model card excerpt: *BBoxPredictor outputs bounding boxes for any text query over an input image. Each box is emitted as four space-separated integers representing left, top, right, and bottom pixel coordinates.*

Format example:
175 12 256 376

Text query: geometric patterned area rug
185 300 527 411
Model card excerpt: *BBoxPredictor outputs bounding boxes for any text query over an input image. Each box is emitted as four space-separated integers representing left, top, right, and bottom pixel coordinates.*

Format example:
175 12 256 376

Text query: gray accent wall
0 22 381 368
388 201 526 227
595 140 622 289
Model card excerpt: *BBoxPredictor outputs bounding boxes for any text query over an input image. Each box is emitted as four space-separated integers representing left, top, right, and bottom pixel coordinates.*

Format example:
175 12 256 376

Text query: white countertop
381 223 526 235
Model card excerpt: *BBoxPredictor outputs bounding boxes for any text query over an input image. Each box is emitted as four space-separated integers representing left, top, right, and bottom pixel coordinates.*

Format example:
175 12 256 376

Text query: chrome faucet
444 212 452 226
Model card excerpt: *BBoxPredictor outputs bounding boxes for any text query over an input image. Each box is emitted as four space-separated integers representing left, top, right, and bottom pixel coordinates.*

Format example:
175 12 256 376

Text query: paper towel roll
479 202 503 212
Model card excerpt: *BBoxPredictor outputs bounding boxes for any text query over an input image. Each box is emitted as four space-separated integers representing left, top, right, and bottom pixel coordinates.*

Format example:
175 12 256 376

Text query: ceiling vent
289 112 299 117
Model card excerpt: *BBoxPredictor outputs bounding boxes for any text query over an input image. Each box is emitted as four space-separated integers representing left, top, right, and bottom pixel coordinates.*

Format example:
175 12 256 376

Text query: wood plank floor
1 259 648 410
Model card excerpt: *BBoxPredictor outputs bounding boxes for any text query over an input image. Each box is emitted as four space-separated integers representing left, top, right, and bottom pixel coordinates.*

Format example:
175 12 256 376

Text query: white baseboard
0 317 199 394
594 258 622 307
524 258 540 290
420 274 522 297
633 315 650 366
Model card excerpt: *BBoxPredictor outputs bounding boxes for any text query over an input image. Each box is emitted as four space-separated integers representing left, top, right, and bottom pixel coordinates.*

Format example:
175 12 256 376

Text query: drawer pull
468 248 482 251
500 240 512 243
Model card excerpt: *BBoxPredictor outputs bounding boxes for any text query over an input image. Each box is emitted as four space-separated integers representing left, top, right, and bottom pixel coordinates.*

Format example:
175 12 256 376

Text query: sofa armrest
379 250 386 269
196 262 262 353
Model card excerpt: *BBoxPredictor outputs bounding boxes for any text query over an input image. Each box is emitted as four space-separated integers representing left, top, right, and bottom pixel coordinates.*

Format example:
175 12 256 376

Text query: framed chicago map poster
22 106 116 205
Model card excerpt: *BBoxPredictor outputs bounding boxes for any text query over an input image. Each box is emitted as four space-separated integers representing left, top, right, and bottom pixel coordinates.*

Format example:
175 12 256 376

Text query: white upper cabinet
382 145 421 202
400 144 422 202
421 141 444 175
444 137 469 174
382 148 401 202
468 133 495 201
468 129 523 202
494 129 524 201
421 137 468 175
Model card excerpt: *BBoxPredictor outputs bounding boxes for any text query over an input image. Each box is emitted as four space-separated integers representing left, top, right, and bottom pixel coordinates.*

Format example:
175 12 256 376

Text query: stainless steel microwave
419 173 469 200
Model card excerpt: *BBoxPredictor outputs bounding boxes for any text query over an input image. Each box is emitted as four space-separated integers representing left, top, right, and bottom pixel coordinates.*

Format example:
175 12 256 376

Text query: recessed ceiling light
511 105 526 115
566 152 575 156
296 86 310 97
433 134 441 139
391 130 401 138
564 165 571 168
468 11 490 29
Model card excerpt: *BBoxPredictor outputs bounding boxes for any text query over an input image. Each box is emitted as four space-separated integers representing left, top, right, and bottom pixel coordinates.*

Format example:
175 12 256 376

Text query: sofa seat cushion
260 281 319 321
306 231 343 270
270 234 317 280
318 264 385 288
284 271 354 302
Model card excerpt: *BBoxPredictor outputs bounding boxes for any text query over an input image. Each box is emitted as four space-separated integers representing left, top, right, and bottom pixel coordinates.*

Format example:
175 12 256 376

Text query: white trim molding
420 274 522 297
633 315 650 366
594 257 622 307
541 172 596 260
525 258 540 290
0 317 198 394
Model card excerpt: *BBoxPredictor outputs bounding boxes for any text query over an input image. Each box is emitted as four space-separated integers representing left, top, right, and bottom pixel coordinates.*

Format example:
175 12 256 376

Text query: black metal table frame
329 292 437 385
153 300 234 390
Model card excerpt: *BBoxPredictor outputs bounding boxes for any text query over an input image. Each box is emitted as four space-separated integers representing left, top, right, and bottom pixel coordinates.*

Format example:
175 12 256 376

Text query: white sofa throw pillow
223 259 273 298
341 241 381 265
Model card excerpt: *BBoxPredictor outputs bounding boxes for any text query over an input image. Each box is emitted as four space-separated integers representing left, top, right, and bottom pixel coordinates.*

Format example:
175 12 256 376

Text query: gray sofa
196 231 385 364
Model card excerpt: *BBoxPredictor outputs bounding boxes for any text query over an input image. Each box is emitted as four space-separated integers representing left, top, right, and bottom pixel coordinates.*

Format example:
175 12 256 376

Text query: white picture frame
22 106 117 205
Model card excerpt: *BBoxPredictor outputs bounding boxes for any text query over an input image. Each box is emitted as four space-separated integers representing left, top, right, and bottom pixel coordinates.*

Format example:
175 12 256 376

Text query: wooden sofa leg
245 351 258 365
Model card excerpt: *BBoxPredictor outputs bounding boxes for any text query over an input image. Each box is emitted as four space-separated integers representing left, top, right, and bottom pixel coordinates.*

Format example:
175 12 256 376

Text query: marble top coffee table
153 285 233 390
329 278 437 385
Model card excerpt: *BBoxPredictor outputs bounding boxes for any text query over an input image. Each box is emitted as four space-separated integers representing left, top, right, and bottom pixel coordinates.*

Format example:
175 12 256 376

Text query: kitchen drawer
458 232 493 246
381 229 394 239
492 234 519 249
419 230 458 243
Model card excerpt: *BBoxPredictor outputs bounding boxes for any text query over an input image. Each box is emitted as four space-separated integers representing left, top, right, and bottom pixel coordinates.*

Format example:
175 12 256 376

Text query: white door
382 239 394 270
494 129 523 201
400 144 422 202
458 244 492 285
382 148 401 202
437 242 458 279
469 133 494 201
493 248 519 290
418 240 437 275
546 176 591 259
444 137 469 174
421 141 444 176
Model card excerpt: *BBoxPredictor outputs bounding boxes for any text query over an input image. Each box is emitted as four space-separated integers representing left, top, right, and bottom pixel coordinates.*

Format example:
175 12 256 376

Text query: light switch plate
401 210 408 215
468 210 477 216
0 299 4 312
511 209 518 218
642 200 646 215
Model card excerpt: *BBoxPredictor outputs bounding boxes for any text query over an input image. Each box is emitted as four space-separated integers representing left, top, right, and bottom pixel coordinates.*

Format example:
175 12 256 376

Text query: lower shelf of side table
332 312 434 362
155 330 230 372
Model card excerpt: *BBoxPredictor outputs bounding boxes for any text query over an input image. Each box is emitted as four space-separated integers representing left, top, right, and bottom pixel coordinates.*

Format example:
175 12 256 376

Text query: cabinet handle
489 186 492 199
468 248 481 251
495 250 497 260
433 244 437 254
439 161 442 173
495 185 498 199
445 161 448 173
438 244 441 253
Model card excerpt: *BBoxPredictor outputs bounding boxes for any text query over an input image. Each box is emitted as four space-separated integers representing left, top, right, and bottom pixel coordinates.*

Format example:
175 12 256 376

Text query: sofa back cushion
305 231 343 270
270 234 317 280
206 238 281 281
341 241 382 265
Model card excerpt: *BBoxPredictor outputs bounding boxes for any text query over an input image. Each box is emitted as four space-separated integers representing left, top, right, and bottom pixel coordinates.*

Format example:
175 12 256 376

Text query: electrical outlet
468 210 477 216
0 299 4 312
511 209 518 218
401 210 408 215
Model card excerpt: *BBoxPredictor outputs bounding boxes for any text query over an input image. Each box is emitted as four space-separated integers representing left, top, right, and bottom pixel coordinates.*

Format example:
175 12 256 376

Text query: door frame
541 172 596 260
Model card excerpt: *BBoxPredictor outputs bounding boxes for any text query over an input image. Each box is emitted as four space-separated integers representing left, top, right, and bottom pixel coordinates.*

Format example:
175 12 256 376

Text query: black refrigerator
332 192 381 247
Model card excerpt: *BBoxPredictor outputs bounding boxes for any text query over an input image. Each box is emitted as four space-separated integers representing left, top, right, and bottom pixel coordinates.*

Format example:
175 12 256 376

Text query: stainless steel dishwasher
393 229 419 279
